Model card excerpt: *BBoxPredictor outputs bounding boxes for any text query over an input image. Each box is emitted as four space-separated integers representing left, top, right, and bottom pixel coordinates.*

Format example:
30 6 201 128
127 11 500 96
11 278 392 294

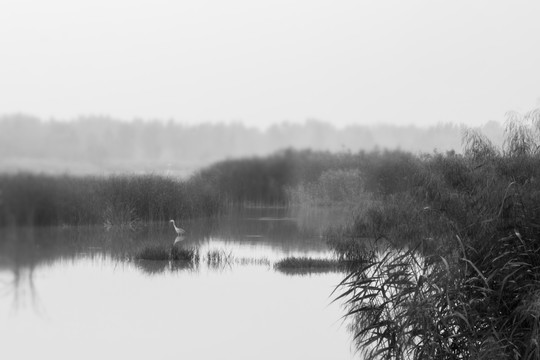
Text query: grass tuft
171 246 199 262
274 256 344 274
134 244 199 262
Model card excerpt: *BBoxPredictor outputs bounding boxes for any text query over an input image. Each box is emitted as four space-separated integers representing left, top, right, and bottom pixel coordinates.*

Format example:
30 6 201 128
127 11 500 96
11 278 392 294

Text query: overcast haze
1 0 539 128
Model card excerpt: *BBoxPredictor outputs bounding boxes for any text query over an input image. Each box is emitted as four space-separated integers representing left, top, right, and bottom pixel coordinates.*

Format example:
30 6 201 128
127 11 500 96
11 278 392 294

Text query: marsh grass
335 231 540 360
274 256 345 274
205 249 233 268
170 246 200 262
0 173 221 227
330 109 540 359
286 169 367 206
134 245 170 261
103 203 142 231
325 229 373 263
1 149 445 228
334 243 455 359
134 244 199 262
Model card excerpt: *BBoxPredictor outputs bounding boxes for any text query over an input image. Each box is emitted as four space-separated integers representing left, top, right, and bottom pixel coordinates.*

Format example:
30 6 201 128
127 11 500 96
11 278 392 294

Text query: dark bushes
198 149 364 204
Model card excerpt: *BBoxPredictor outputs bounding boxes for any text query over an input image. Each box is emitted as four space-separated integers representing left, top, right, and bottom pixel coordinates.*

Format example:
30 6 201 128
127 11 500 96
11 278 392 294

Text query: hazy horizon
0 114 505 176
1 1 539 129
0 110 511 130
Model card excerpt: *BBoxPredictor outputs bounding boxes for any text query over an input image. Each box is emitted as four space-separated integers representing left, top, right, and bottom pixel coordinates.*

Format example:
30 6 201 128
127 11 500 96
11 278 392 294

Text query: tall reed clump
286 169 367 206
0 173 221 228
198 149 370 205
332 109 540 360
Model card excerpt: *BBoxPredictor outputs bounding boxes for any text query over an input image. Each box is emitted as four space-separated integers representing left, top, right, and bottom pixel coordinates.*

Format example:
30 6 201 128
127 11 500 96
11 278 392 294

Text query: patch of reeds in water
134 244 199 262
132 245 279 276
274 256 345 274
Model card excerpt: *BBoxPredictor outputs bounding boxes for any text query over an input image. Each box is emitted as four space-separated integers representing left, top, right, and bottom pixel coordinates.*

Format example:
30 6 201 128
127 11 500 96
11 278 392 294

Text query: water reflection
0 207 342 303
0 228 42 313
173 235 186 246
135 259 196 275
0 208 348 294
0 208 355 360
0 207 336 270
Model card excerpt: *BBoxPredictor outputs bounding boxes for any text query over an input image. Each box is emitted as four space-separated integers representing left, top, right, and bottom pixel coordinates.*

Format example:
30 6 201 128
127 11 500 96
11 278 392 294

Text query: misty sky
1 0 539 128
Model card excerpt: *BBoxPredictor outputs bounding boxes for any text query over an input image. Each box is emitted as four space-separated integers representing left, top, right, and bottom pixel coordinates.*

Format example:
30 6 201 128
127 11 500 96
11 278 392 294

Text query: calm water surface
0 208 355 360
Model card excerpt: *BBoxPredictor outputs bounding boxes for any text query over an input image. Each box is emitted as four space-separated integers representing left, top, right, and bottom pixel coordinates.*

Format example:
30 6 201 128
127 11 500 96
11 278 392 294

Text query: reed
0 173 222 227
205 249 233 267
170 246 200 262
134 245 170 261
134 244 199 262
274 256 345 274
330 109 540 359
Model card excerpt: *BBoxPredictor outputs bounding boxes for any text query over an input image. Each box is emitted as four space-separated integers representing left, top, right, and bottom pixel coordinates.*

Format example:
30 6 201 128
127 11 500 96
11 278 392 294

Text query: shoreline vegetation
133 243 349 275
2 108 540 359
0 148 433 227
325 109 540 360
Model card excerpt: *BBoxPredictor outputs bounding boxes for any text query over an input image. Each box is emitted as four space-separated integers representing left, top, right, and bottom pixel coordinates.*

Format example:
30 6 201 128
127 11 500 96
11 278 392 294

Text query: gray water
0 207 355 360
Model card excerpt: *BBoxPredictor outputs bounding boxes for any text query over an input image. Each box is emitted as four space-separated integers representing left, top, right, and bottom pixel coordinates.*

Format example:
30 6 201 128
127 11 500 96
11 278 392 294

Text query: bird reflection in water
173 235 186 247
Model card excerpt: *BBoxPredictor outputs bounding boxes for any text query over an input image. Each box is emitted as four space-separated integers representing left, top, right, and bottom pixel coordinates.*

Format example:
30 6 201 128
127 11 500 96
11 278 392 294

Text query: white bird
169 219 186 235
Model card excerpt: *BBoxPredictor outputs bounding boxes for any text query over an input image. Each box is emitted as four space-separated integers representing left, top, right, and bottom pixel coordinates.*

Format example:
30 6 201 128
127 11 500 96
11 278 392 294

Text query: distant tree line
0 114 503 175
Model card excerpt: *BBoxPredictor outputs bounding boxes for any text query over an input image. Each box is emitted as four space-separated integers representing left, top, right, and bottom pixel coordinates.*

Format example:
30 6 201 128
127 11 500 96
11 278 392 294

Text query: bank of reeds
0 148 433 228
0 173 221 227
199 148 423 205
328 109 540 359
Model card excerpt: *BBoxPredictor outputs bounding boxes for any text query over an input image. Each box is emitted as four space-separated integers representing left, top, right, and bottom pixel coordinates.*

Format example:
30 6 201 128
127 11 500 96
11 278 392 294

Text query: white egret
169 219 186 235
